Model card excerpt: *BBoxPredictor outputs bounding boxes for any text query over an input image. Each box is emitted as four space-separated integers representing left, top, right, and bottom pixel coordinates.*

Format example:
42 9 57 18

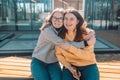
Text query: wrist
84 41 88 46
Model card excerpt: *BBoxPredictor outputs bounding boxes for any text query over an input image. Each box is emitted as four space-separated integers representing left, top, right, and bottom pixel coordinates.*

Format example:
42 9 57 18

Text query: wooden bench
0 57 33 80
0 57 120 80
98 62 120 80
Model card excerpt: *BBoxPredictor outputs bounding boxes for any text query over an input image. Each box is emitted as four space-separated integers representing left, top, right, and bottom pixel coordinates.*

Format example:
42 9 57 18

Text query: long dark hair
58 8 85 42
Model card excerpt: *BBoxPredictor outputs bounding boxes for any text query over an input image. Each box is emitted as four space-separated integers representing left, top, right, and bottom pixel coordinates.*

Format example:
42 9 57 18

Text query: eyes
52 16 63 22
52 16 77 22
64 17 75 21
64 13 77 22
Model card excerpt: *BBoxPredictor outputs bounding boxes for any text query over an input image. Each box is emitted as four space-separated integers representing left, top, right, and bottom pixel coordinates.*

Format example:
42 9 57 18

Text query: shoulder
42 25 54 32
41 25 58 35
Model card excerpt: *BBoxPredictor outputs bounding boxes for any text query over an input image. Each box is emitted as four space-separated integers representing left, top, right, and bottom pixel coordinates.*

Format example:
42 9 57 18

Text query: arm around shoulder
42 27 64 44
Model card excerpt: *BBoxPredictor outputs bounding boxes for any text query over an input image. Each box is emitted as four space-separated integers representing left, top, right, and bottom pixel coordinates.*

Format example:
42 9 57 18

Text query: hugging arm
57 29 96 50
56 30 96 61
43 27 85 48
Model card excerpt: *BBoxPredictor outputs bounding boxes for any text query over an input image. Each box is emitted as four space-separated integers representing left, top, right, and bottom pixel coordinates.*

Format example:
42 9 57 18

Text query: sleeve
68 45 94 60
42 27 85 48
42 27 64 45
69 41 85 48
55 47 72 68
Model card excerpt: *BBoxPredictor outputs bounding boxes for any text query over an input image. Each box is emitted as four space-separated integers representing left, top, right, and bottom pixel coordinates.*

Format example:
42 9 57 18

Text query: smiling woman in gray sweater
31 8 65 80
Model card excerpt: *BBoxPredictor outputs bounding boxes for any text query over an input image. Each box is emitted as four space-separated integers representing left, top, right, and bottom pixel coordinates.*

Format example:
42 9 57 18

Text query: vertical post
52 0 54 10
82 0 85 17
23 0 26 20
30 0 33 30
1 0 6 21
13 0 18 31
105 0 109 30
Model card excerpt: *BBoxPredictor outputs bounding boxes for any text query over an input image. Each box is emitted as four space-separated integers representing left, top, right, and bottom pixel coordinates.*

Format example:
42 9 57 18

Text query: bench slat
0 69 31 76
100 77 120 80
99 68 120 74
0 59 31 63
98 64 120 74
98 63 120 66
0 62 30 67
100 72 120 78
0 74 31 78
0 65 30 71
98 65 120 69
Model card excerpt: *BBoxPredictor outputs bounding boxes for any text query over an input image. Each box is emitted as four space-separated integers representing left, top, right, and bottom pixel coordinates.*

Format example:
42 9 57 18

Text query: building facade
0 0 120 31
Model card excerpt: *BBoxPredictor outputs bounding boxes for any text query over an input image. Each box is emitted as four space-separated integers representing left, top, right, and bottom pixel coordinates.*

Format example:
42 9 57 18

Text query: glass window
0 0 52 31
85 0 120 30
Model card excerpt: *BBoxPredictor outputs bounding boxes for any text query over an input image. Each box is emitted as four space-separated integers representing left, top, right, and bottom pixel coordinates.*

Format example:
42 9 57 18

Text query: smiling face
52 11 64 28
64 13 79 32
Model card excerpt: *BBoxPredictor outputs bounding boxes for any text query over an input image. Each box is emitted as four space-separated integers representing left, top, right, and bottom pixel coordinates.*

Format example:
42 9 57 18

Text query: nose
65 19 70 24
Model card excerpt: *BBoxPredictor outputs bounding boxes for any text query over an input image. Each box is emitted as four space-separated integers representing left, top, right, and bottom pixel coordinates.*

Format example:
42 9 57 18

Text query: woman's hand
83 30 95 41
67 66 81 80
87 35 96 46
83 30 96 46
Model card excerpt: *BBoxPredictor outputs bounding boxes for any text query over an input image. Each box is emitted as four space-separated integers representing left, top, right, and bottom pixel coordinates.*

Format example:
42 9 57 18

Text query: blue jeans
62 64 100 80
31 58 62 80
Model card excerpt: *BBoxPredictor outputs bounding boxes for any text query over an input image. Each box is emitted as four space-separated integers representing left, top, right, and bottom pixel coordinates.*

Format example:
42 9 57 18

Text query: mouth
54 22 62 27
66 24 72 28
54 22 60 25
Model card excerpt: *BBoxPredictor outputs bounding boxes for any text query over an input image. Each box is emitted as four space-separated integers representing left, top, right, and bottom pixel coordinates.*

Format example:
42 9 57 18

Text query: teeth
68 25 71 27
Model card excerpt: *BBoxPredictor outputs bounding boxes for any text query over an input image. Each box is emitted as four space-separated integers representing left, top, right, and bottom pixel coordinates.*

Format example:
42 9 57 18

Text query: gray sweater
32 26 84 63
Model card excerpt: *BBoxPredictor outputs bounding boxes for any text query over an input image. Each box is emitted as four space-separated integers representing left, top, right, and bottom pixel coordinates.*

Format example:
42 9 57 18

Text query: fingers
72 69 81 79
68 67 81 79
83 34 91 41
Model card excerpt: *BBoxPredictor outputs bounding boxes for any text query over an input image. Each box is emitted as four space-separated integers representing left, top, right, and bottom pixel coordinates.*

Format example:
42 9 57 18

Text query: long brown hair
40 8 65 31
58 8 86 42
